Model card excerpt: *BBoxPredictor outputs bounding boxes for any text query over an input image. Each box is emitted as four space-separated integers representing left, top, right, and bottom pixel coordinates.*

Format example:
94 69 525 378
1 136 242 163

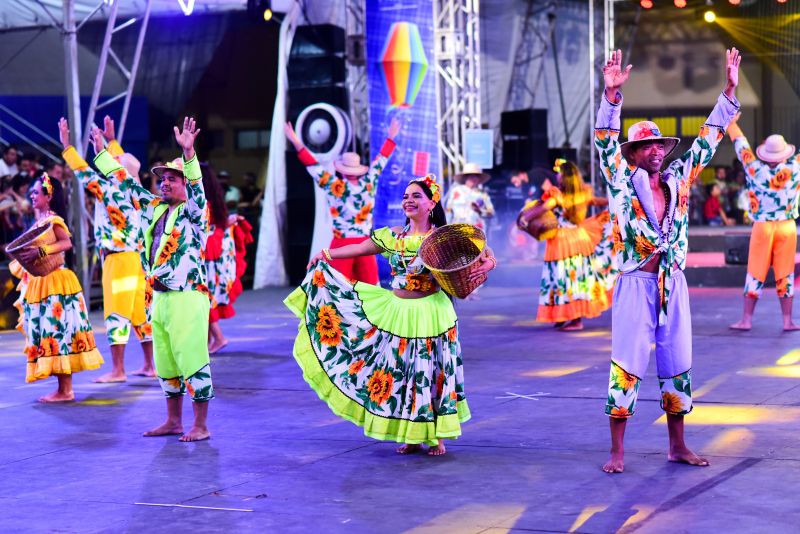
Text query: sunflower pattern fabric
605 361 691 418
595 91 739 325
12 216 103 382
443 183 495 231
284 228 470 446
205 225 237 313
732 135 800 221
296 139 396 239
94 150 210 293
536 188 614 323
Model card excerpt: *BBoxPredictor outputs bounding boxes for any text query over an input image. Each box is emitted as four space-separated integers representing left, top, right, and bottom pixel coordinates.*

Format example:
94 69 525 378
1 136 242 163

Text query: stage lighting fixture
704 10 716 22
674 0 686 7
777 0 787 3
728 0 740 5
640 0 653 8
263 8 273 21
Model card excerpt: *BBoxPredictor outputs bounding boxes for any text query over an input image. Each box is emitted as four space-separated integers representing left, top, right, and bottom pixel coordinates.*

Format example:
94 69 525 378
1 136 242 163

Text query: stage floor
1 285 799 532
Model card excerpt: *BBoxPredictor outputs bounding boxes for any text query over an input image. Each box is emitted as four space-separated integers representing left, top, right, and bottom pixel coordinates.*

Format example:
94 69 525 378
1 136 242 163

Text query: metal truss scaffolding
505 0 556 113
432 0 481 181
345 0 370 155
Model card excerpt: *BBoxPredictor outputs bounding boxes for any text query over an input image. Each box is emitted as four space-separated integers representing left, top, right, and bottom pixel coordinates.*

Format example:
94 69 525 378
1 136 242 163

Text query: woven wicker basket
5 223 63 277
419 224 486 299
516 199 558 241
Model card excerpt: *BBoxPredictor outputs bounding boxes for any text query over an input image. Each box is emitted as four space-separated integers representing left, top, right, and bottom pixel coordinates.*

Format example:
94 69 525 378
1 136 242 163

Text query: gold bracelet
38 246 47 258
322 249 332 261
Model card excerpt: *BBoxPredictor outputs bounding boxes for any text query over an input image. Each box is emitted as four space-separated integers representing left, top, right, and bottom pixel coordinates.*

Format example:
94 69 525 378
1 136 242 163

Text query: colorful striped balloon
380 22 429 109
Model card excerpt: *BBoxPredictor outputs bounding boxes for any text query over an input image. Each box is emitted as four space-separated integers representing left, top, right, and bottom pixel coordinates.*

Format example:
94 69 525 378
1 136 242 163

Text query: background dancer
285 174 496 456
200 162 254 353
94 118 213 442
443 162 495 232
284 118 400 284
59 116 154 382
10 174 103 402
521 161 612 331
595 48 740 473
727 114 800 331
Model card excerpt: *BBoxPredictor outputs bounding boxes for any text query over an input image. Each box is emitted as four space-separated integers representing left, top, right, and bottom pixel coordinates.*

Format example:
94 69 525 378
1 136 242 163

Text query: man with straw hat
443 162 495 232
58 115 155 383
284 119 401 284
595 48 741 474
95 117 214 442
727 115 800 331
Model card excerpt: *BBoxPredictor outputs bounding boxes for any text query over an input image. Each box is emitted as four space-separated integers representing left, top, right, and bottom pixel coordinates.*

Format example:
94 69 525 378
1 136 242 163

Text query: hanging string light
674 0 686 7
641 0 654 8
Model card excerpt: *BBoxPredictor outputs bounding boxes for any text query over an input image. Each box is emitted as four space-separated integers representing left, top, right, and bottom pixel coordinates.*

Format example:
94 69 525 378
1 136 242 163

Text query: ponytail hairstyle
199 162 229 229
406 174 447 228
38 173 69 226
558 161 590 224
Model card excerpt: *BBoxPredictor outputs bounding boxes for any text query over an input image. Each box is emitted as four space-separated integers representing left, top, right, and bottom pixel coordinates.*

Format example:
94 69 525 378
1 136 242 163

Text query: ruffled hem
291 318 470 446
536 289 612 323
26 348 104 383
210 304 236 323
544 212 610 262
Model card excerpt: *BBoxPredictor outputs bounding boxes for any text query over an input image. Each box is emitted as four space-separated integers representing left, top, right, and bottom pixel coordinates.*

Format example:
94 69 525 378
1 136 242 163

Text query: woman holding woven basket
285 174 496 456
8 174 103 402
521 161 615 331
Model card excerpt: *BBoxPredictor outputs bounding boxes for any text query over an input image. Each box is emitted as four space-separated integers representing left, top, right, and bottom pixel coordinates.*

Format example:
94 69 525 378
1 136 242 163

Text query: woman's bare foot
38 390 75 403
602 450 625 473
396 444 422 454
668 447 709 467
560 319 584 331
729 319 752 331
94 371 127 383
179 426 210 442
143 421 184 437
208 338 229 354
427 441 446 456
553 321 566 328
131 367 156 378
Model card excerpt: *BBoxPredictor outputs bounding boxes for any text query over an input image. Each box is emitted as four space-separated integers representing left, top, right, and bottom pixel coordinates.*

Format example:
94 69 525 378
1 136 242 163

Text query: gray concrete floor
1 280 799 533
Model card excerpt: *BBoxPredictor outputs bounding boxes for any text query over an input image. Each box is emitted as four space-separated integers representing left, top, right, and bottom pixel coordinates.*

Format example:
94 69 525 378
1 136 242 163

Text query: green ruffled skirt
284 262 470 446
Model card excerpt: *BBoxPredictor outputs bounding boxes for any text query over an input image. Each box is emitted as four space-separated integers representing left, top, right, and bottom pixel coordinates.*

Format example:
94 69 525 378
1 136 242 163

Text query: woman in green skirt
285 174 496 455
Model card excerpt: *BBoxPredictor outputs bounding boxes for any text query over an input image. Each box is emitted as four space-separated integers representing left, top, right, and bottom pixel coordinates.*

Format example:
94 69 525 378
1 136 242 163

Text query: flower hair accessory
41 173 53 196
552 158 568 173
411 173 441 203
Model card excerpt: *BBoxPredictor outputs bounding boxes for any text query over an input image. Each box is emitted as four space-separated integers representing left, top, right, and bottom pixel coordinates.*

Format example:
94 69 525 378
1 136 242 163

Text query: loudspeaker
501 108 548 169
287 86 348 122
724 234 750 265
291 25 346 57
502 138 548 170
501 109 547 138
285 153 317 285
288 56 346 89
548 147 577 166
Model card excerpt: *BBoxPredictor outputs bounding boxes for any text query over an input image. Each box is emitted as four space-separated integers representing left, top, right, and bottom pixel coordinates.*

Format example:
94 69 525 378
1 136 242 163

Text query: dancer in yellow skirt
11 174 103 402
285 174 496 456
522 161 613 331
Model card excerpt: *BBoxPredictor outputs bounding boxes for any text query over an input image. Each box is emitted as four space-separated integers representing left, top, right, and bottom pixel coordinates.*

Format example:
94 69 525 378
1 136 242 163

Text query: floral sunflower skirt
18 267 103 382
284 262 470 446
537 251 611 324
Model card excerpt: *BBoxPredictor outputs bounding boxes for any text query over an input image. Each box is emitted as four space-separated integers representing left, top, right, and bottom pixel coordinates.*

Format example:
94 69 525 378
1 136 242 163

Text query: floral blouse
63 141 142 257
95 150 210 293
370 226 437 292
732 136 800 221
297 139 396 239
443 183 495 230
595 91 739 324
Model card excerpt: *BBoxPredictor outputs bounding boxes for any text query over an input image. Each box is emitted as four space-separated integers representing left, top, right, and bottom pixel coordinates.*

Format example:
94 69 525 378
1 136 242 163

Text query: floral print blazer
95 150 210 293
595 91 739 324
732 135 800 221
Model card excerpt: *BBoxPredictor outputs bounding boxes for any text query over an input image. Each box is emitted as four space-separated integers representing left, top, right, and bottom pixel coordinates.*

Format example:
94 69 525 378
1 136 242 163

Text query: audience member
704 183 734 226
0 145 19 177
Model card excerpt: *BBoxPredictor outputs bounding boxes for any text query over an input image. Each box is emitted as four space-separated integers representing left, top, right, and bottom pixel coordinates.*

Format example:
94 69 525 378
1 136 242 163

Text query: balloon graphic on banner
380 22 429 109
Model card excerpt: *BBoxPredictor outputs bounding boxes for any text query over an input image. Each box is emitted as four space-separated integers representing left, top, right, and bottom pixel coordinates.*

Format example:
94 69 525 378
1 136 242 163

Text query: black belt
152 279 170 292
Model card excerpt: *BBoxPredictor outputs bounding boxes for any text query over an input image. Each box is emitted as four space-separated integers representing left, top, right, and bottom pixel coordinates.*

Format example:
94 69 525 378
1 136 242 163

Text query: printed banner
365 0 440 231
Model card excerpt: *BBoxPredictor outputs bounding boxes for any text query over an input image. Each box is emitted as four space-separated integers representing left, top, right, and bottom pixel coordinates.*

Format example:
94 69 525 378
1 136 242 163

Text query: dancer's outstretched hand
603 49 631 100
388 118 401 140
102 115 116 141
725 47 741 97
284 122 303 150
307 250 325 269
174 116 200 159
89 127 105 155
57 117 70 149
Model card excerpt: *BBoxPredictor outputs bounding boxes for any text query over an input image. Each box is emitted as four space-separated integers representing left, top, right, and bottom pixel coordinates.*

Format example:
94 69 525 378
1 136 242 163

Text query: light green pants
152 290 213 402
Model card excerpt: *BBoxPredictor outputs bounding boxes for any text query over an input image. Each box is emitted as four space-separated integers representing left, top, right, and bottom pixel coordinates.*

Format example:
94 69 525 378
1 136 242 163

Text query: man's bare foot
131 367 156 378
396 444 422 454
427 441 446 456
94 372 127 383
602 451 624 473
729 320 752 331
668 447 709 467
783 322 800 332
143 421 184 437
179 426 210 442
38 390 75 403
560 319 584 332
208 338 229 354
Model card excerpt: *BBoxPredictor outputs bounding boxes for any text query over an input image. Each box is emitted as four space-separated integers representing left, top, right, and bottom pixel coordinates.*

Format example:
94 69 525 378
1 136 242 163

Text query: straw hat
151 157 185 178
118 153 141 178
334 152 369 177
620 121 680 161
454 162 490 185
756 134 795 164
